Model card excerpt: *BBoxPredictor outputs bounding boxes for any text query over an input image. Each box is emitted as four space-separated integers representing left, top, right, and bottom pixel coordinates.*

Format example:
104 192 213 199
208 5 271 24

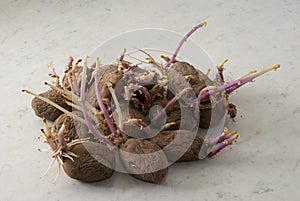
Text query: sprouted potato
22 21 280 183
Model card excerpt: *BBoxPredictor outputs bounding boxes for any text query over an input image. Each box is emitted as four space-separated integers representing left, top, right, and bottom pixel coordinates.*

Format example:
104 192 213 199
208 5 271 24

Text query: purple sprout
67 56 74 68
118 48 139 71
208 128 237 147
207 128 240 158
80 57 114 146
94 58 119 138
196 64 280 105
124 83 152 110
151 87 191 124
166 21 207 67
159 122 176 132
215 59 228 84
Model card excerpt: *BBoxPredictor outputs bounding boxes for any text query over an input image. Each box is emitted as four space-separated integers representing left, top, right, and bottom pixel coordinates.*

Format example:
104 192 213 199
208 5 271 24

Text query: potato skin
63 142 115 182
169 61 207 97
52 112 91 143
167 61 226 129
150 130 204 162
31 89 71 121
86 65 124 110
113 102 149 138
120 139 168 183
169 62 213 128
62 66 93 90
85 65 124 136
151 98 198 131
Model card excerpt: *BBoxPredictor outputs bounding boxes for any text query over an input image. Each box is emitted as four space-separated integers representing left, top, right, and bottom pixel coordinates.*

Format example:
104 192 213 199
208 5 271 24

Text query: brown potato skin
167 61 226 129
151 98 198 131
150 130 204 162
113 102 149 138
168 61 207 97
63 142 115 182
52 112 91 143
85 65 124 136
169 61 213 128
31 89 71 121
86 65 124 110
62 66 93 90
120 139 168 184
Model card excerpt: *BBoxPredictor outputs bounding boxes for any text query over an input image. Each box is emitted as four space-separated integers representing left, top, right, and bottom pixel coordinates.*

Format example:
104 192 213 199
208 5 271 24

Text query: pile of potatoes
27 57 227 183
24 23 279 184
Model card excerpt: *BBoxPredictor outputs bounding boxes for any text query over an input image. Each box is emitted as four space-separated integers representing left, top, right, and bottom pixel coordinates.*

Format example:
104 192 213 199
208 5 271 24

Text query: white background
0 0 299 201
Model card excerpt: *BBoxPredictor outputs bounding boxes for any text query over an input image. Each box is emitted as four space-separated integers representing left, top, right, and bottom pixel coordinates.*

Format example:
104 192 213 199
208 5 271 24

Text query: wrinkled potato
31 89 71 121
150 130 204 162
120 139 168 183
52 112 91 143
63 142 115 182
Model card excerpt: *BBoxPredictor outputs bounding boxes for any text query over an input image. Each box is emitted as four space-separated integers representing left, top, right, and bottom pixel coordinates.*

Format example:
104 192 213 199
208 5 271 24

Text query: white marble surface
0 0 299 200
